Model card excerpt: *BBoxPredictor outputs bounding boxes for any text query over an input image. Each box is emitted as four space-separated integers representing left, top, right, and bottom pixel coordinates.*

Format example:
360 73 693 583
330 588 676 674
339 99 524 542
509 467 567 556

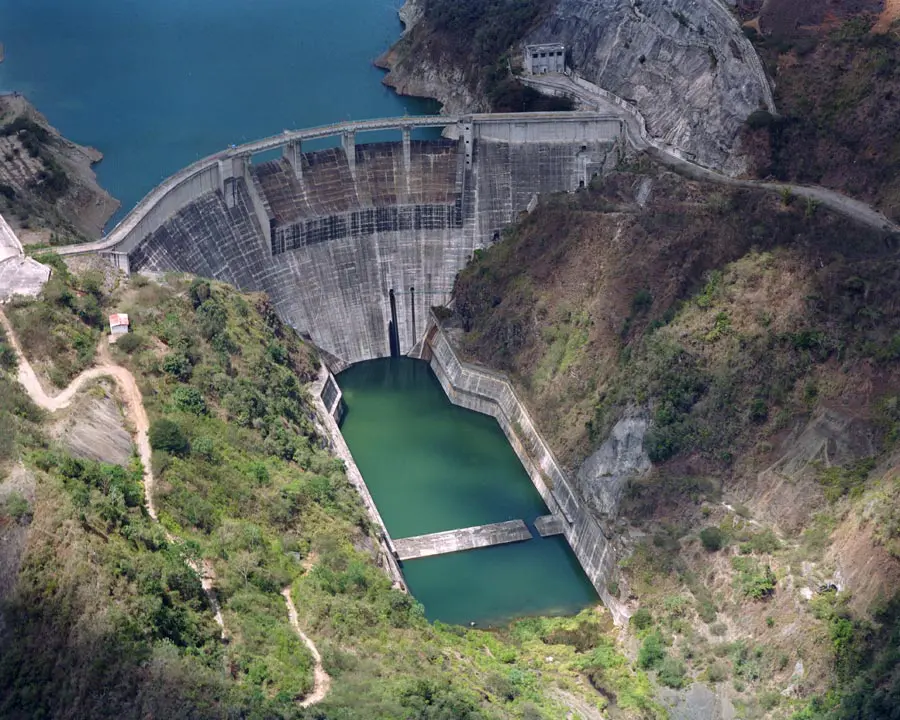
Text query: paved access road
523 73 900 235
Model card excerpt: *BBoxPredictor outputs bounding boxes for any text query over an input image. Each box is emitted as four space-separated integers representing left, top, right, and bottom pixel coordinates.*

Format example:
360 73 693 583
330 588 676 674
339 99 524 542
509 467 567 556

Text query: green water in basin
337 357 597 626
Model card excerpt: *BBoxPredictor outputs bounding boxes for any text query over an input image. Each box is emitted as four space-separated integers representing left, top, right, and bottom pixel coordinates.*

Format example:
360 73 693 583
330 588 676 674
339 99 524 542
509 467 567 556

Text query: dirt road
523 74 900 236
1 309 329 704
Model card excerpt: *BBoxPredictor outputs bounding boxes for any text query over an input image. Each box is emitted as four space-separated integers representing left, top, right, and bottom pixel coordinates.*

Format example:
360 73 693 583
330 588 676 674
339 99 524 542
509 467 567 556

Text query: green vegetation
451 164 900 711
6 255 103 386
730 557 777 600
700 526 725 551
1 274 658 718
416 0 574 112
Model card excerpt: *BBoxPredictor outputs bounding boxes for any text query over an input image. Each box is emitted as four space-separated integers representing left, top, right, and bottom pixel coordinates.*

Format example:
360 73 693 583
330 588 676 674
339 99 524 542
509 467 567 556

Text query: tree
149 419 189 456
700 526 725 551
172 386 207 415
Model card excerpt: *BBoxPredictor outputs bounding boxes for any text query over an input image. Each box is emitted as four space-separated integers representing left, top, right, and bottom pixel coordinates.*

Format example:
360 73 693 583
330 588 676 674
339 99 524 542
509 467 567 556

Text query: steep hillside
741 14 900 221
0 268 664 719
0 94 118 243
452 162 900 716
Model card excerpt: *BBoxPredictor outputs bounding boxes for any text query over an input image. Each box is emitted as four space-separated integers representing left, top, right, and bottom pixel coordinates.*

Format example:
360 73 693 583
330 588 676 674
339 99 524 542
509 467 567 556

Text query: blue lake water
0 0 438 226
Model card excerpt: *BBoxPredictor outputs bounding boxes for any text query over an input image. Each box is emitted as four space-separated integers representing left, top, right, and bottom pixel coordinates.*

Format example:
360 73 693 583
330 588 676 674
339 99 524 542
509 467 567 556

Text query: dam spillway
62 112 623 366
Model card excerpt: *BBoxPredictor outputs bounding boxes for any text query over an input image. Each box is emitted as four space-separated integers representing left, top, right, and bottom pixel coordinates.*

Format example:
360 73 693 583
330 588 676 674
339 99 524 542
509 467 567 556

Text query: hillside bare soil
742 15 900 221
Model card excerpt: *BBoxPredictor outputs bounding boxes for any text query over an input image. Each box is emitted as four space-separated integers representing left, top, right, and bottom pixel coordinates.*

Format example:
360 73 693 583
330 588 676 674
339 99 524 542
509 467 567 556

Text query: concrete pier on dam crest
59 112 623 367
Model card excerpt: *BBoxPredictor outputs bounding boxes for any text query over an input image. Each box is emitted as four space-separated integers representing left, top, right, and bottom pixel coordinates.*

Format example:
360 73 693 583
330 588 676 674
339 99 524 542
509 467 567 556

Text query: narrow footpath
282 587 332 707
0 309 330 707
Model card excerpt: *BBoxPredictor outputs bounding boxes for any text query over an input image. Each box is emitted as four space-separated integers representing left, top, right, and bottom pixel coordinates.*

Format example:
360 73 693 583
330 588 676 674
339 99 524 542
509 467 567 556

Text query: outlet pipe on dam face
388 289 400 358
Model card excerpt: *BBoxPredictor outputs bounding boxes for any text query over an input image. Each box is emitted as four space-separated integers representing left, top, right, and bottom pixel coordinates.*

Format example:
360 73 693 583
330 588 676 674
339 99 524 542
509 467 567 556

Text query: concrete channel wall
424 318 627 624
310 365 406 590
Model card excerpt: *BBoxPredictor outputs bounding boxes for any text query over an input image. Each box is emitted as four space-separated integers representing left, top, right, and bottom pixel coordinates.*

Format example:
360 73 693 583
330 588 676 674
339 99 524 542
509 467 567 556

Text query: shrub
114 332 143 354
75 293 103 327
149 419 189 456
631 289 653 314
162 353 193 381
657 657 687 688
2 491 31 522
0 338 16 372
191 436 219 464
638 631 667 669
189 279 211 308
731 557 776 599
706 661 728 682
631 607 653 631
745 110 775 130
739 529 781 555
700 526 725 551
172 386 207 415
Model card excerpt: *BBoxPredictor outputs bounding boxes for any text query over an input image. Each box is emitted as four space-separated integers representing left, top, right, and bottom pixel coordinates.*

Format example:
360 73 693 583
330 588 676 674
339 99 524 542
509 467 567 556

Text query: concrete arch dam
63 113 623 365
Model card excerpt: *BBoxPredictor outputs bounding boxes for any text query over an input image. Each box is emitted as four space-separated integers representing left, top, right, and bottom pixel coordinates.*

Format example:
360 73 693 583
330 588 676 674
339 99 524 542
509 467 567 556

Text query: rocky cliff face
376 0 489 114
527 0 774 174
382 0 774 174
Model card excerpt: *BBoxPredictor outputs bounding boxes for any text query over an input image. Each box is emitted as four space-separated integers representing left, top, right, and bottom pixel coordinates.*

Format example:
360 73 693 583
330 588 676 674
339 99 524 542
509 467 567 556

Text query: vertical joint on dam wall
241 157 273 248
342 131 356 180
423 313 629 625
284 140 303 181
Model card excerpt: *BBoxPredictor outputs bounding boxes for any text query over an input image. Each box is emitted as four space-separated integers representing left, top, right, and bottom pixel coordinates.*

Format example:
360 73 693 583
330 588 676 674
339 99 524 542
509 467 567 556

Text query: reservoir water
0 0 438 226
338 358 597 625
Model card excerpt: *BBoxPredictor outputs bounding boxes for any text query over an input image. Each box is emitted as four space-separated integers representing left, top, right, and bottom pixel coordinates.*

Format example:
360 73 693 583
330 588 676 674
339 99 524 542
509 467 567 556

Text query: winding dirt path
2 309 330 704
0 309 226 636
281 587 332 707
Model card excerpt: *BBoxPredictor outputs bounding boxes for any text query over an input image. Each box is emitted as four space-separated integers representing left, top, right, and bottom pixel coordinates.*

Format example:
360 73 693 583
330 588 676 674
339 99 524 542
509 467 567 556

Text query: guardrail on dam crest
59 112 623 366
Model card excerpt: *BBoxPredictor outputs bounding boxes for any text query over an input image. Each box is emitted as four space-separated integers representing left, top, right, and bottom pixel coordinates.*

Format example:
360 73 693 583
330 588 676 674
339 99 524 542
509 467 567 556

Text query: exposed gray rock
576 414 650 519
51 381 134 466
526 0 775 174
657 683 735 720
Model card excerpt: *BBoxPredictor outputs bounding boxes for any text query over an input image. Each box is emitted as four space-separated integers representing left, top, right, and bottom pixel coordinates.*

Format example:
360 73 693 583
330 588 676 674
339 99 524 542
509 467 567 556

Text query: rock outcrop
375 0 489 115
0 94 119 239
381 0 775 174
529 0 774 174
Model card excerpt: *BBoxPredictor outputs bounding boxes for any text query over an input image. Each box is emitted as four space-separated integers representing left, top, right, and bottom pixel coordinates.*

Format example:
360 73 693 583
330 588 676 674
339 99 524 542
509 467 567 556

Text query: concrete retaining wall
424 318 627 623
310 366 405 589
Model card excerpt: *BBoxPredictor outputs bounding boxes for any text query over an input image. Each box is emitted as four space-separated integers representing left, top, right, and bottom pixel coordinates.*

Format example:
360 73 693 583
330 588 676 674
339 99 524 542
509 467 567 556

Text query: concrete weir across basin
394 520 534 560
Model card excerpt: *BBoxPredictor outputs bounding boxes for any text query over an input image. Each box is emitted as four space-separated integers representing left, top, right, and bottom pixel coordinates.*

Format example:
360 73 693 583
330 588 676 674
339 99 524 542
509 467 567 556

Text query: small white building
109 313 130 336
524 43 566 75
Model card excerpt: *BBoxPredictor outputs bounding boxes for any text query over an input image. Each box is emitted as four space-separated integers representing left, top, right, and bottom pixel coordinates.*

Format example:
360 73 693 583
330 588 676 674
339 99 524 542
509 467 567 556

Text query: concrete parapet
424 316 628 624
394 520 533 560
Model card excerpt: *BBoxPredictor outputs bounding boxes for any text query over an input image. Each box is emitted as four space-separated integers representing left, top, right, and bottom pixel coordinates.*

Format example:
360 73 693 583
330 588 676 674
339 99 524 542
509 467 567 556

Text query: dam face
105 113 622 365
